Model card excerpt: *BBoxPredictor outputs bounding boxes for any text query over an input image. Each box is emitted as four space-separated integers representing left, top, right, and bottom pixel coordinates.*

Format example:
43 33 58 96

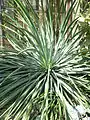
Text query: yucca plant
0 0 90 120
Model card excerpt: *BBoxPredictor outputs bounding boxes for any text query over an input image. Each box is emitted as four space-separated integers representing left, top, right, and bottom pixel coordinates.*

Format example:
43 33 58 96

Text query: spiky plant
0 0 90 120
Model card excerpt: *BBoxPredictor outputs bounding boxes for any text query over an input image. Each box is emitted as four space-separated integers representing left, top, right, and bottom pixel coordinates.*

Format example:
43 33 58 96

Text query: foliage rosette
0 0 90 120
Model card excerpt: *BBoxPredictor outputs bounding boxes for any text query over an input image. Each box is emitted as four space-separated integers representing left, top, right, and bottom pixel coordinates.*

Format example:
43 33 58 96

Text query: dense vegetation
79 0 90 56
0 0 90 120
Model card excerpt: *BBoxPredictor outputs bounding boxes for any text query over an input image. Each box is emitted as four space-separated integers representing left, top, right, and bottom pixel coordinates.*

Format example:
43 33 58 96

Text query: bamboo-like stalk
0 0 4 47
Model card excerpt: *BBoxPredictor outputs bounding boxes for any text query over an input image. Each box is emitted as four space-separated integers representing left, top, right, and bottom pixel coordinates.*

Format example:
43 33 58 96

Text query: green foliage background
79 0 90 56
